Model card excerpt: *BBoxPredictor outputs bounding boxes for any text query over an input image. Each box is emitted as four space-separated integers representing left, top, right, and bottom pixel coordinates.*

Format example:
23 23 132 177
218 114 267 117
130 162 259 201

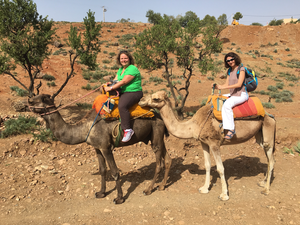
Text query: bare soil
1 22 300 225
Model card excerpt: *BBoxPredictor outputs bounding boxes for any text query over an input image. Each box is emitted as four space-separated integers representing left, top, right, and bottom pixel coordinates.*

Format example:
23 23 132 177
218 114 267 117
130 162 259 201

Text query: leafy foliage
10 86 29 97
0 0 55 97
1 115 38 138
178 11 200 28
233 12 243 21
146 10 163 25
269 19 283 26
68 10 102 71
134 13 222 117
251 22 263 26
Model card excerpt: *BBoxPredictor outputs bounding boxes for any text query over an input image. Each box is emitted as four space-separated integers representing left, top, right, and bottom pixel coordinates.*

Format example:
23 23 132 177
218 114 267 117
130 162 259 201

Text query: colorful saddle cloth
92 94 155 119
206 95 265 121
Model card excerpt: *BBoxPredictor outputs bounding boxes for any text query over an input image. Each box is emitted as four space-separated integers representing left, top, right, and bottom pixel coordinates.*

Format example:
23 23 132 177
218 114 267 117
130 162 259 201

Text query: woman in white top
213 52 249 139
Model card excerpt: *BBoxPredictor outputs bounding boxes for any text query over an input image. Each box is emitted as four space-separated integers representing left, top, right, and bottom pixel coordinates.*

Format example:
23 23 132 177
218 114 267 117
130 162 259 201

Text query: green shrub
109 52 116 57
42 74 56 81
285 48 290 51
111 64 119 70
76 103 92 109
32 128 56 142
251 22 263 26
10 86 28 97
1 116 38 138
82 84 92 90
231 42 236 46
47 82 56 87
262 102 275 109
102 59 110 64
267 85 278 92
276 82 284 89
274 49 277 53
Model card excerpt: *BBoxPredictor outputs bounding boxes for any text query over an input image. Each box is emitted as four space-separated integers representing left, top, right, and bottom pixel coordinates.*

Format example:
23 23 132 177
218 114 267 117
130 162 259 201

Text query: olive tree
134 14 222 117
0 0 55 97
233 12 243 21
0 0 101 99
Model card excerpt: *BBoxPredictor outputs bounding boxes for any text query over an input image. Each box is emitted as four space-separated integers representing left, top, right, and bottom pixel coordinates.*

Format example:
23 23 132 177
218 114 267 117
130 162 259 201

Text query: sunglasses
226 58 235 63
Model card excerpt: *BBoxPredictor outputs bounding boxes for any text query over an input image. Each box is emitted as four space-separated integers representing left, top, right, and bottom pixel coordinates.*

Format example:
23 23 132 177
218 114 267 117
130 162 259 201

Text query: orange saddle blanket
92 94 155 119
206 95 265 121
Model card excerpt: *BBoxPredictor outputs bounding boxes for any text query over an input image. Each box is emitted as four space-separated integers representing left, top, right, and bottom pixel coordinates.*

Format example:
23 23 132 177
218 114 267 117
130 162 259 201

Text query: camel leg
101 148 124 204
258 116 276 195
143 144 164 195
199 142 211 194
94 148 107 198
158 143 171 191
210 145 229 201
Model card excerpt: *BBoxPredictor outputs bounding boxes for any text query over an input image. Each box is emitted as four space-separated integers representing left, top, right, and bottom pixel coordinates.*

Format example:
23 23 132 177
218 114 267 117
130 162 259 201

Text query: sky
33 0 300 26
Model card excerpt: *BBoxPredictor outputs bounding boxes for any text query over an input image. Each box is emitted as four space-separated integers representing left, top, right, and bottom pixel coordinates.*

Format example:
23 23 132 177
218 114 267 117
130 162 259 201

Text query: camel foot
261 188 270 195
219 193 229 201
113 197 125 204
257 180 266 188
95 191 106 198
143 189 152 196
158 184 165 191
199 186 209 194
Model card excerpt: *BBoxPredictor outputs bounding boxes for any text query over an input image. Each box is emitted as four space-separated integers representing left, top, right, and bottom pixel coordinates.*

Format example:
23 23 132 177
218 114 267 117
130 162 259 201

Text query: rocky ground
1 22 300 225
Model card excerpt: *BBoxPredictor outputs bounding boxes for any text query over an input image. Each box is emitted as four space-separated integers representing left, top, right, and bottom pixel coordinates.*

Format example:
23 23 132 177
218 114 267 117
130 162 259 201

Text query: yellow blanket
92 94 154 119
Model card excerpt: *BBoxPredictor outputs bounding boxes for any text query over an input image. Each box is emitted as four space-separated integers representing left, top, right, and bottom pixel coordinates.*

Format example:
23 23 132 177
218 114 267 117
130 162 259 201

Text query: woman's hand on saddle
104 86 112 93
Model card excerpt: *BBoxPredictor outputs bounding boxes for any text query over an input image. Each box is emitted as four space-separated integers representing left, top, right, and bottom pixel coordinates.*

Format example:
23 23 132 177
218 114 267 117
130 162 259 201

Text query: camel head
139 91 168 109
27 94 56 115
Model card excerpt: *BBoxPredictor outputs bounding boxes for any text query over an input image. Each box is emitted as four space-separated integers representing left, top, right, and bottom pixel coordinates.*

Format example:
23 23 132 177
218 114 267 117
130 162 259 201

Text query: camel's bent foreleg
199 142 211 194
94 148 107 198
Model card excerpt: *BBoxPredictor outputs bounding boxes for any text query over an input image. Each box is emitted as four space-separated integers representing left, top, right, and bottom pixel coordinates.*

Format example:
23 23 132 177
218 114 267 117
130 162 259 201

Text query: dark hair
116 50 135 66
224 52 241 68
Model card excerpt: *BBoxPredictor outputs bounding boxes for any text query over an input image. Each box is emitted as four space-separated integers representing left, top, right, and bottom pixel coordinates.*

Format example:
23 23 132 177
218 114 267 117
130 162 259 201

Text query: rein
28 86 103 116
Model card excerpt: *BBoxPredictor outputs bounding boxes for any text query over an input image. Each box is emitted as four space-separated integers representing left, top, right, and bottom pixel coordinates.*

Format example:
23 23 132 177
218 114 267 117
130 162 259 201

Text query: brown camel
139 91 276 201
28 94 172 204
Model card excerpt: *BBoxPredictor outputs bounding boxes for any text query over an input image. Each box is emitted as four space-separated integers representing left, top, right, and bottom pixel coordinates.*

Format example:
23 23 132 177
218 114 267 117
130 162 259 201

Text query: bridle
27 98 57 116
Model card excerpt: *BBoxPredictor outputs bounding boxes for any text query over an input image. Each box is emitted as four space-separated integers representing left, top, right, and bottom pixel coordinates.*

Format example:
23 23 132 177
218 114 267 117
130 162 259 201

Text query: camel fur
28 94 171 204
139 91 276 201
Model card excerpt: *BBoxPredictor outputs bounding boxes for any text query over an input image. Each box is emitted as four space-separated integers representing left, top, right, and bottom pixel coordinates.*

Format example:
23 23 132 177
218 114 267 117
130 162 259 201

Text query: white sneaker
122 129 134 142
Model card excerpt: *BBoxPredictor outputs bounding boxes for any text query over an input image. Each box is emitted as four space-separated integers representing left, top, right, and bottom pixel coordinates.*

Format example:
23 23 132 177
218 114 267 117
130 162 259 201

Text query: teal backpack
227 64 258 92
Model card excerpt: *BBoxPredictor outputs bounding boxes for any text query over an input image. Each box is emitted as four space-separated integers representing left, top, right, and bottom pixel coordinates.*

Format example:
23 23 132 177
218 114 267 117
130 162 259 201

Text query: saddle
92 93 154 120
206 92 265 121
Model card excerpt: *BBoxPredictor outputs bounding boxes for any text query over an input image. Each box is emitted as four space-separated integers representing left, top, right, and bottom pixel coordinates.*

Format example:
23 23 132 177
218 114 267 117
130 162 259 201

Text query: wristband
110 86 113 90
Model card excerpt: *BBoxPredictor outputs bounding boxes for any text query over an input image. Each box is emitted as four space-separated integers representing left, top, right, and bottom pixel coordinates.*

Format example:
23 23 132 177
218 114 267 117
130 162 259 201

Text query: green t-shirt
117 64 142 93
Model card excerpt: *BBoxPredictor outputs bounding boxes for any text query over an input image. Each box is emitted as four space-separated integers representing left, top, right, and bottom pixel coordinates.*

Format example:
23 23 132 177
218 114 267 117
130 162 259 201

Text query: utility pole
102 6 107 22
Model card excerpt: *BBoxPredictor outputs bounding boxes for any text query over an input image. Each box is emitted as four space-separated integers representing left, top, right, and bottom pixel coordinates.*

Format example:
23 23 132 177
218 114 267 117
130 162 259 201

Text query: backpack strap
227 63 243 77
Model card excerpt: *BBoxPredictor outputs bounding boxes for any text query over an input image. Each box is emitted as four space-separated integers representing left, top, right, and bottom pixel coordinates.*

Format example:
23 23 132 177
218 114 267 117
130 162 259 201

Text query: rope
85 90 120 142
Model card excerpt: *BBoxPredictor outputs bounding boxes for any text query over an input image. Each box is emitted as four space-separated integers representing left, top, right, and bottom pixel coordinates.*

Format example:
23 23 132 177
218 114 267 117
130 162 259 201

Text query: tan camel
28 94 172 204
139 91 276 201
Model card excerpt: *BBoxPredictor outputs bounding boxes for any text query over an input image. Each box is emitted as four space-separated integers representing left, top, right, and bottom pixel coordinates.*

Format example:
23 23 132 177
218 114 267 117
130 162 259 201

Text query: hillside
0 23 300 225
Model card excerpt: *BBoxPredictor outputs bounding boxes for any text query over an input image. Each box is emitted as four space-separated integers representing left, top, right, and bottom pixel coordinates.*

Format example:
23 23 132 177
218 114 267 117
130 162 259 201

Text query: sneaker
122 129 134 142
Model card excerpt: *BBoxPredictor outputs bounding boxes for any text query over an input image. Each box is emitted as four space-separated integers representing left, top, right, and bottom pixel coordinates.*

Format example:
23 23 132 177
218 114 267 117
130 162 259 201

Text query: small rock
104 208 112 213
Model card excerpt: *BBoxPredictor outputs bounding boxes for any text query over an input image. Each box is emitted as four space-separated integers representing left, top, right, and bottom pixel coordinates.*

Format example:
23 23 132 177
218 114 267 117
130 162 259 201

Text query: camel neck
159 101 200 139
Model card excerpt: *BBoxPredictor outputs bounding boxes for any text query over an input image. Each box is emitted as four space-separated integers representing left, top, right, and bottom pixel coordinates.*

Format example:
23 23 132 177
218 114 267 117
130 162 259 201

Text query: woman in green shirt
104 50 143 142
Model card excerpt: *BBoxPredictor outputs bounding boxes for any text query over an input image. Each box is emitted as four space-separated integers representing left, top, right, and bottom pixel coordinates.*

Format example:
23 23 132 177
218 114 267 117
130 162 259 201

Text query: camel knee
111 172 119 181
